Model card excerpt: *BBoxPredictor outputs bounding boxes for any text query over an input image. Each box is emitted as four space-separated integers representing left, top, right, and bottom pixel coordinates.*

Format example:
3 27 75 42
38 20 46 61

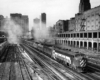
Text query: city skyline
0 0 100 30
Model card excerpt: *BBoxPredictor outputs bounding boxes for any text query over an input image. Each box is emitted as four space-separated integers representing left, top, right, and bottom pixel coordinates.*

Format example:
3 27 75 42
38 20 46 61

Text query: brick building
54 20 69 33
55 0 100 53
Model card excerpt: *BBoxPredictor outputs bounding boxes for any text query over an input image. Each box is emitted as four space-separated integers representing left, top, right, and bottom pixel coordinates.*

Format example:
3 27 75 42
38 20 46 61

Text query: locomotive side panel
64 56 72 65
52 51 72 65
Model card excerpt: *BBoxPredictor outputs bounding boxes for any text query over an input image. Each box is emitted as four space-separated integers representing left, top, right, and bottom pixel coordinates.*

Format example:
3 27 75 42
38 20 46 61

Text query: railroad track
18 45 53 80
32 57 62 80
22 43 90 80
0 45 10 80
0 44 43 80
43 50 100 80
20 45 65 80
0 45 19 80
53 45 100 80
24 42 100 80
54 49 100 80
16 48 33 80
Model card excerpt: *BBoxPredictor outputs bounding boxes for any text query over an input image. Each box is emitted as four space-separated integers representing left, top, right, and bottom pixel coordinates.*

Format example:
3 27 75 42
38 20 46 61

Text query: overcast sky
0 0 100 30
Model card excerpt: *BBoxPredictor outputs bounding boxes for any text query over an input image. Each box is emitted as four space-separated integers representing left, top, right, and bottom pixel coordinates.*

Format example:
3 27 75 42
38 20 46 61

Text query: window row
56 40 100 51
57 32 100 38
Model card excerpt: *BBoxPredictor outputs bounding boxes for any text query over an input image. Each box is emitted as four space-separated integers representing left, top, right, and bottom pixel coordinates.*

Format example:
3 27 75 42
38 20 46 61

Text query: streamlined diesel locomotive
32 42 87 72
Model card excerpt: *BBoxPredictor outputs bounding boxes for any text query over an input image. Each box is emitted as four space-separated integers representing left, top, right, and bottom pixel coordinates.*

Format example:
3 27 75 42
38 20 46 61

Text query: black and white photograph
0 0 100 80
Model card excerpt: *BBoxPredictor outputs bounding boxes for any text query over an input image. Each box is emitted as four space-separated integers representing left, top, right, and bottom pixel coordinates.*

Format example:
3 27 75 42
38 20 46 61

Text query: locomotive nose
80 58 86 67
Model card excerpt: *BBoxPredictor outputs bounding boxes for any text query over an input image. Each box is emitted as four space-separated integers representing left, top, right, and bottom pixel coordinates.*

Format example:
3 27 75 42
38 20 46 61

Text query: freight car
33 42 87 72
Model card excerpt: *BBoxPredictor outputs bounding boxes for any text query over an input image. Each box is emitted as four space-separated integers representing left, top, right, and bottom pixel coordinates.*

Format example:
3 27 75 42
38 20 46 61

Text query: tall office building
22 15 29 32
33 18 40 28
10 13 22 25
41 13 46 25
34 18 40 24
22 15 29 24
10 13 22 19
10 13 29 35
0 15 4 28
79 0 91 13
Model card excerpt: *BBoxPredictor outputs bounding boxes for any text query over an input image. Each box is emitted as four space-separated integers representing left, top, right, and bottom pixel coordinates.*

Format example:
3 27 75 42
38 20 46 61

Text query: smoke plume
1 18 24 44
32 23 53 43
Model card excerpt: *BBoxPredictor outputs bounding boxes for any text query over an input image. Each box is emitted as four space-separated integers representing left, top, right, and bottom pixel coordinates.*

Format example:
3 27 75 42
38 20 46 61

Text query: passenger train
28 41 87 72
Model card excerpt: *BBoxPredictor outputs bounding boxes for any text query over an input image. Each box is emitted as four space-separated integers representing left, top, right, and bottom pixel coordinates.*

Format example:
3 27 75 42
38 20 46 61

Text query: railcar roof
55 48 86 58
55 48 75 57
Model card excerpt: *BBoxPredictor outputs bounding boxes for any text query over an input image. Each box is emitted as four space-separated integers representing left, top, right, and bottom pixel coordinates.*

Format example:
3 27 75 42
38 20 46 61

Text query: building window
65 34 66 37
80 41 83 47
66 40 67 44
66 34 68 37
77 41 79 47
93 42 97 50
74 34 76 37
59 35 60 37
88 33 92 38
77 33 79 37
68 34 70 38
61 34 63 37
93 32 97 38
80 33 83 38
84 33 87 38
67 34 69 37
71 34 73 37
88 42 92 49
63 34 65 37
72 34 74 37
74 41 75 46
60 34 62 37
84 42 87 48
62 34 64 37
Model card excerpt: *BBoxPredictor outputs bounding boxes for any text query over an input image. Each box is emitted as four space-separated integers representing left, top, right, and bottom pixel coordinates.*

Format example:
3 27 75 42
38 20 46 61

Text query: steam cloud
1 18 24 44
32 23 53 43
